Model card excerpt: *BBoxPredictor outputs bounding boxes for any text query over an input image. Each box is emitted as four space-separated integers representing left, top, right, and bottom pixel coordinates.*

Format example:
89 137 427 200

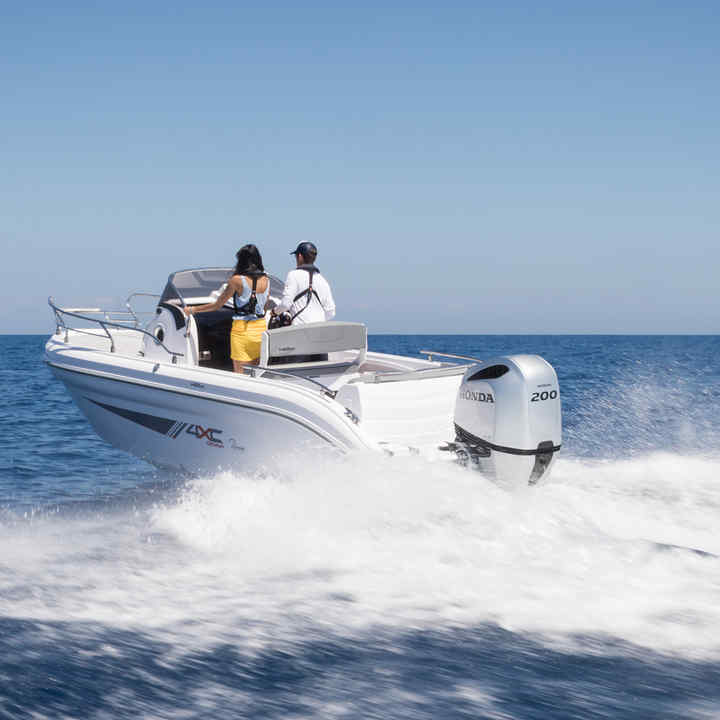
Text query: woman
184 245 270 372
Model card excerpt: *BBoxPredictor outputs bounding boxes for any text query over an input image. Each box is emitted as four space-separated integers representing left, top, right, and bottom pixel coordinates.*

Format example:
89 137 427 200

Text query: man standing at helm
272 242 336 325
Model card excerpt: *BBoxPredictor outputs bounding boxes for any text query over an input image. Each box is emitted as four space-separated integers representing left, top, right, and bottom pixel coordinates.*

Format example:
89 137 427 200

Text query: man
272 242 336 325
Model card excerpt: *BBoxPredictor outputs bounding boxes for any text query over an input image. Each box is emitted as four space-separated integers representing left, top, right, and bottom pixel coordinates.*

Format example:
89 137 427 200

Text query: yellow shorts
230 318 266 363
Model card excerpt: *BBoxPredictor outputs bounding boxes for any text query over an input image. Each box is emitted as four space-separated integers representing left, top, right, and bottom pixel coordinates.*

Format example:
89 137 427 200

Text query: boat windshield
160 268 284 305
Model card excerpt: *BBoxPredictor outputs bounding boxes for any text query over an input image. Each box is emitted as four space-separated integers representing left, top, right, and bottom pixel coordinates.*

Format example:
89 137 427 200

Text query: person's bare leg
233 360 259 374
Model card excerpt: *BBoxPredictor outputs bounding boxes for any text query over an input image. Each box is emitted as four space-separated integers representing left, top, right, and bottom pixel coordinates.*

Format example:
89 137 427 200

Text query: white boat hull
45 303 561 486
47 338 376 474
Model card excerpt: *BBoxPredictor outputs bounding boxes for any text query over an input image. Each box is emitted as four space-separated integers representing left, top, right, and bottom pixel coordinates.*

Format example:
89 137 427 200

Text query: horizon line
2 331 718 337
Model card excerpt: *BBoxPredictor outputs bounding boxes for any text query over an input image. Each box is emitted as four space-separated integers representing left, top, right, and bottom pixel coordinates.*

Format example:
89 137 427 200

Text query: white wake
1 451 719 659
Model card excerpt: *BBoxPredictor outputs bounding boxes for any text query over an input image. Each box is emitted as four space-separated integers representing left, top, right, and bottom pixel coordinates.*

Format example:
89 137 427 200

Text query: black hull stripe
455 424 561 456
87 398 178 435
481 441 562 456
48 362 338 448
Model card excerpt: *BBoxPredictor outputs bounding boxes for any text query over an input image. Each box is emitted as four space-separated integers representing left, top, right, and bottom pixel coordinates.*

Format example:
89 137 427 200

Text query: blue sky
2 1 718 333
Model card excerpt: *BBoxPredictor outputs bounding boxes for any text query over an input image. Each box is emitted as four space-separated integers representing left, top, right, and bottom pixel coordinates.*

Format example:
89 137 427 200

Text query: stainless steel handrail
351 363 471 384
247 364 338 399
48 296 184 362
49 297 337 395
419 350 483 364
61 307 143 324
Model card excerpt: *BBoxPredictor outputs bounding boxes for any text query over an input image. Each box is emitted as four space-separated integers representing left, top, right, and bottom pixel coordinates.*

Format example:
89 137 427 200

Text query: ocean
1 334 719 719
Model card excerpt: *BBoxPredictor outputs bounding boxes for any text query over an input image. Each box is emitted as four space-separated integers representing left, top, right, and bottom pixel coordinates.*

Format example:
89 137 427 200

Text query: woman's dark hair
234 244 265 276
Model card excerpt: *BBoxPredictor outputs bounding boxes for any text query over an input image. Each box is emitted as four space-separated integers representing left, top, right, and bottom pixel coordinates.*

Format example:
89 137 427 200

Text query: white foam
2 451 720 658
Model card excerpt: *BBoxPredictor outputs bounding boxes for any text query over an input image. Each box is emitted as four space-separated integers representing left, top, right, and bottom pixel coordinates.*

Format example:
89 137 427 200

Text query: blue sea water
1 334 720 719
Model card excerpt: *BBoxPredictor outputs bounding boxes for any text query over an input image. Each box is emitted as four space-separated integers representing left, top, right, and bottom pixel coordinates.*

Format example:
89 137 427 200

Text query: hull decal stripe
87 398 178 436
48 362 343 449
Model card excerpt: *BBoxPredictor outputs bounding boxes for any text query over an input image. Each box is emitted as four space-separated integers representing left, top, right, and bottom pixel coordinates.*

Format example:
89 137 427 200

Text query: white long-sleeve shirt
275 268 336 324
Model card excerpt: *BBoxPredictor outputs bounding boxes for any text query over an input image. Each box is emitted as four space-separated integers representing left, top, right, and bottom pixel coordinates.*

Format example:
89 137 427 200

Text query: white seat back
259 321 367 367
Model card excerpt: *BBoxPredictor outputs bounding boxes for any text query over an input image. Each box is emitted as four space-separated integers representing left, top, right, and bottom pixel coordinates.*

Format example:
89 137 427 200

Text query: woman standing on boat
183 245 269 372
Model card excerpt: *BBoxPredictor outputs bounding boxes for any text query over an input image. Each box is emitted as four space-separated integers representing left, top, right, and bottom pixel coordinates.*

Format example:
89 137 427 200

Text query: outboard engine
444 355 561 487
141 303 198 365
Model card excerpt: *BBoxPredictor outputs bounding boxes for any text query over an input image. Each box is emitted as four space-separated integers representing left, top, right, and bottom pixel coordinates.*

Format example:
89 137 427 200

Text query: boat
45 267 562 486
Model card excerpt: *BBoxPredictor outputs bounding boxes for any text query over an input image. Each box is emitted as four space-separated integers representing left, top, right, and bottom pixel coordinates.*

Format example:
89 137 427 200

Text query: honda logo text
460 390 494 403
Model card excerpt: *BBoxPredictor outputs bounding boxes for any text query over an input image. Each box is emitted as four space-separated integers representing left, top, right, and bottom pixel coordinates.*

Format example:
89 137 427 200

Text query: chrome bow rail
48 296 184 362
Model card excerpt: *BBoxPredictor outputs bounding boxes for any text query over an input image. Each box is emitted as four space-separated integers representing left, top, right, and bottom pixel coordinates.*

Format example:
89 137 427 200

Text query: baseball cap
290 242 317 256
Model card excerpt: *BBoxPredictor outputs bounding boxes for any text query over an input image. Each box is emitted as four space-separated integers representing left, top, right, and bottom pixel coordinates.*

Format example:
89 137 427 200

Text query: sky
2 0 718 333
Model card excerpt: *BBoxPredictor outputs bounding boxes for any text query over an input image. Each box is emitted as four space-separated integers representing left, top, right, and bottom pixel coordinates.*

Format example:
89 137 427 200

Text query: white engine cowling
450 354 561 487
